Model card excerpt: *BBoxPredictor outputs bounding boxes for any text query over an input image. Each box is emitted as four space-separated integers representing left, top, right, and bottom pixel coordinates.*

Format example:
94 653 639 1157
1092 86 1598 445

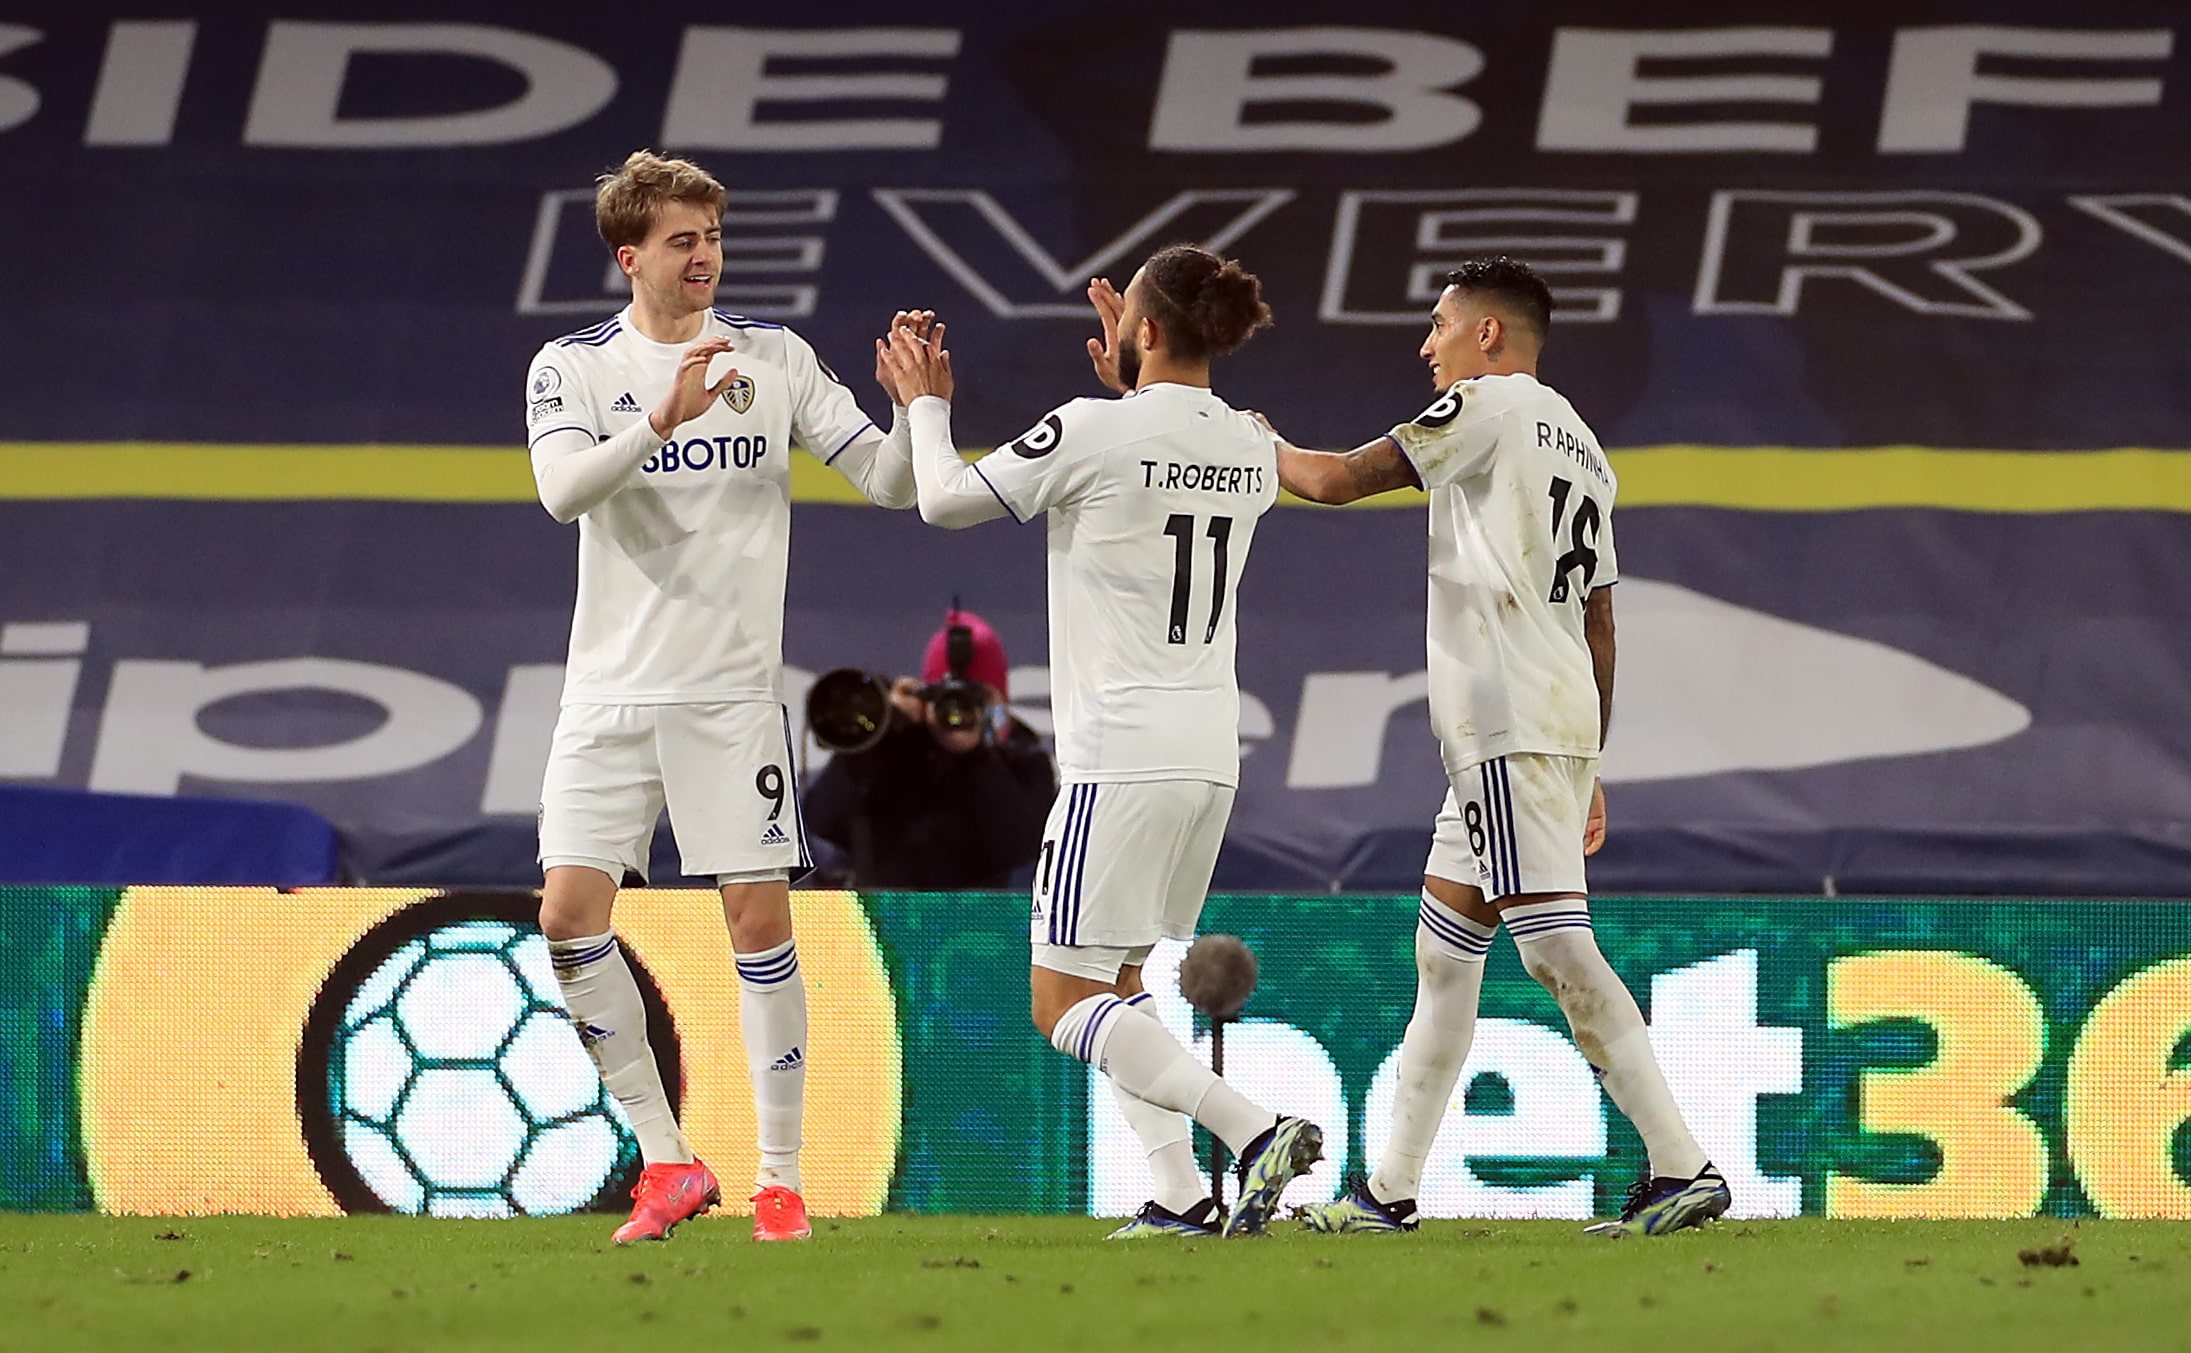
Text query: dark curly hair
1137 244 1273 361
1444 256 1554 343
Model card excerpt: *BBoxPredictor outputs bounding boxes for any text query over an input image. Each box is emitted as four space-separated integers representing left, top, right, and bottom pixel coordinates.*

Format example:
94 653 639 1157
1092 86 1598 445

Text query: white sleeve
525 348 668 524
524 349 596 449
962 399 1105 521
825 404 916 509
782 327 882 465
531 419 666 524
1388 381 1503 488
908 396 1011 529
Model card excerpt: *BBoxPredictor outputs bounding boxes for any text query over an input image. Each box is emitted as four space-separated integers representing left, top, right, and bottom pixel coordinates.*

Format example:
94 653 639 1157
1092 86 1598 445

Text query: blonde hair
594 150 726 250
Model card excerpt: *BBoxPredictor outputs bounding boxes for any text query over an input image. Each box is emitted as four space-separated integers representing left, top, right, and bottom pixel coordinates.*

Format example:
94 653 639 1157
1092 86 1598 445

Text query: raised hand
650 337 738 438
874 310 938 406
879 322 954 403
1085 277 1127 393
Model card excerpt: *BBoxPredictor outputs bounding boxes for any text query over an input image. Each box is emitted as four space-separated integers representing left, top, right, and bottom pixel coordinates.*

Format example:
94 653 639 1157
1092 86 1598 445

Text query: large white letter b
1150 28 1482 153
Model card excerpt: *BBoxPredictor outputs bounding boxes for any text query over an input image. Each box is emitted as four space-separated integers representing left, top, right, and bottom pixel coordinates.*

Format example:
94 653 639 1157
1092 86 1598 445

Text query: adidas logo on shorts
760 822 789 846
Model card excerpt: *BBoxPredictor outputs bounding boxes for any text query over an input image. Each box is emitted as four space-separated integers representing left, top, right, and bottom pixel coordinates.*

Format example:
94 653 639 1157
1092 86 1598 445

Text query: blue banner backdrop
1 499 2185 893
3 3 2190 890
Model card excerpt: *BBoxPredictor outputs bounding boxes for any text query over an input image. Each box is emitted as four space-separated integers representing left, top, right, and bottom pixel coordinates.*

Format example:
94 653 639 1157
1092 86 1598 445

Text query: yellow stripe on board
1615 447 2191 514
0 443 539 503
3 442 2189 512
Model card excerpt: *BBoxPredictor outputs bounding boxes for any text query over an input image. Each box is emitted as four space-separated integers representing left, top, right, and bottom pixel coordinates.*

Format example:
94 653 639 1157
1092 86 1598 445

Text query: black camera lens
929 684 986 730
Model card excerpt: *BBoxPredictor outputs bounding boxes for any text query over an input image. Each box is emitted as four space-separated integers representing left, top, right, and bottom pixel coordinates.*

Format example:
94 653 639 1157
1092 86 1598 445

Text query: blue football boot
1107 1197 1223 1240
1294 1175 1419 1234
1223 1117 1325 1238
1583 1164 1731 1237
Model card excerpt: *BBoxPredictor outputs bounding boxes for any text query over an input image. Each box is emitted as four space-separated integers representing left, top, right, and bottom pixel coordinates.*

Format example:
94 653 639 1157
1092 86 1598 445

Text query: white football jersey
974 384 1279 785
525 306 877 704
1389 372 1620 771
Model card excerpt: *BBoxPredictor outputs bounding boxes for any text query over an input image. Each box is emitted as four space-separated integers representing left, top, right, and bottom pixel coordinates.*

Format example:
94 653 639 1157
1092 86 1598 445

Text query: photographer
803 611 1056 889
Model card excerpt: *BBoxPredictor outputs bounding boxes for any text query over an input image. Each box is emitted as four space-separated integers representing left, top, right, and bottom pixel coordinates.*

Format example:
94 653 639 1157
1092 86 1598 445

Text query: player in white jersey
522 151 921 1244
1274 258 1729 1238
875 245 1323 1239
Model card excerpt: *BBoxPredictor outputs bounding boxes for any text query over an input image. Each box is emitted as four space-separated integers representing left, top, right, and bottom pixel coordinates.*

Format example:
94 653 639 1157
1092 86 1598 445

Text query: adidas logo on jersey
611 392 642 413
769 1046 805 1073
760 822 789 847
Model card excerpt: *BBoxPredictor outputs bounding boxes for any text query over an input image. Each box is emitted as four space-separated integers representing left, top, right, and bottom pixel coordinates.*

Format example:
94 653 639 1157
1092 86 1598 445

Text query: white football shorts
1030 779 1235 981
1425 753 1597 901
537 700 809 883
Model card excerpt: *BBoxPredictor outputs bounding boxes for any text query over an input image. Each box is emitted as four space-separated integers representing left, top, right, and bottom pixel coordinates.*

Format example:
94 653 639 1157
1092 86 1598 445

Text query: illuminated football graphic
303 906 680 1218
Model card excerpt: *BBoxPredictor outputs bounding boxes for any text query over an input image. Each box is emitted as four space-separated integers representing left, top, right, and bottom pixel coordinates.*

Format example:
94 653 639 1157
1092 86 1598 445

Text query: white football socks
1108 994 1207 1213
547 931 693 1166
1051 994 1276 1155
735 939 807 1191
1369 893 1493 1205
1504 898 1708 1180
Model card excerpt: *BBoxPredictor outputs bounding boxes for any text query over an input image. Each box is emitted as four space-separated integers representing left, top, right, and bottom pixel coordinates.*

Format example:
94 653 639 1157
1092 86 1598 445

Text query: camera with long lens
919 622 988 731
805 621 991 753
804 667 894 753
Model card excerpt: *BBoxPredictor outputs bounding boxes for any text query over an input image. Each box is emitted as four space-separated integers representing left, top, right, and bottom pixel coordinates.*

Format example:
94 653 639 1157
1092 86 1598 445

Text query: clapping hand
1086 277 1127 394
877 320 954 403
874 310 937 406
650 337 738 438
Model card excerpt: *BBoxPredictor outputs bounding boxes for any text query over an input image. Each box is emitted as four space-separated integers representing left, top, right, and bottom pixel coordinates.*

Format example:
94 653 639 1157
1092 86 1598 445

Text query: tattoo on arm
1341 437 1422 499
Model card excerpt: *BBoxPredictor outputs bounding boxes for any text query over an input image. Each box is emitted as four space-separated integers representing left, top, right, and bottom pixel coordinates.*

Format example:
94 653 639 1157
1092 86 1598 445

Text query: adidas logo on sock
769 1046 805 1073
611 392 642 413
573 1020 612 1047
760 822 788 846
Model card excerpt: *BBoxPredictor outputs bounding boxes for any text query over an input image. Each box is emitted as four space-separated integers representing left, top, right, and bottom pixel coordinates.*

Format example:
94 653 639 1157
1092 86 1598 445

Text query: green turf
0 1213 2179 1351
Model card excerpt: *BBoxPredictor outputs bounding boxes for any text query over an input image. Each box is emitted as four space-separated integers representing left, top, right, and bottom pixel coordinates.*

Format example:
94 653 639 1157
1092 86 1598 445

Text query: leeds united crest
722 375 756 414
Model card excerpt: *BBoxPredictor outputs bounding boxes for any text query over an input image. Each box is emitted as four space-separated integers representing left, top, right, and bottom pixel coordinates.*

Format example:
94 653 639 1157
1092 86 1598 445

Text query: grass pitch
0 1213 2178 1352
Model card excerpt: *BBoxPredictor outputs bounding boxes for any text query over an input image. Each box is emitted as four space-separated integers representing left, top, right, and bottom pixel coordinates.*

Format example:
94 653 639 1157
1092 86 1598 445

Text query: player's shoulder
546 312 626 352
711 309 836 377
996 396 1118 462
709 307 796 352
1401 373 1571 444
707 307 789 339
530 313 627 387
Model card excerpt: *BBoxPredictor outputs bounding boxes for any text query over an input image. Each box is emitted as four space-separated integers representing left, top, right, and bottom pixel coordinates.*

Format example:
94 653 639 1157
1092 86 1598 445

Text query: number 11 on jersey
1162 514 1234 645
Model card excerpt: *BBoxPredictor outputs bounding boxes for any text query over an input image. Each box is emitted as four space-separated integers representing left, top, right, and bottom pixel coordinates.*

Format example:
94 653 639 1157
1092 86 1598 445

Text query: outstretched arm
818 309 941 511
825 419 914 509
1271 432 1422 505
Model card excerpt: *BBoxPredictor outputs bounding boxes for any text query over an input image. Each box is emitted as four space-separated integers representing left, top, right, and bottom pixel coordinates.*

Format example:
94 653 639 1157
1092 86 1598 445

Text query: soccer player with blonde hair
521 151 922 1243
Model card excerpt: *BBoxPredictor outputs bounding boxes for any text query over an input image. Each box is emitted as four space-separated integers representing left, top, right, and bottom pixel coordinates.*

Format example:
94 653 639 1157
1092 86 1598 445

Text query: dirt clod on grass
2019 1236 2078 1268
